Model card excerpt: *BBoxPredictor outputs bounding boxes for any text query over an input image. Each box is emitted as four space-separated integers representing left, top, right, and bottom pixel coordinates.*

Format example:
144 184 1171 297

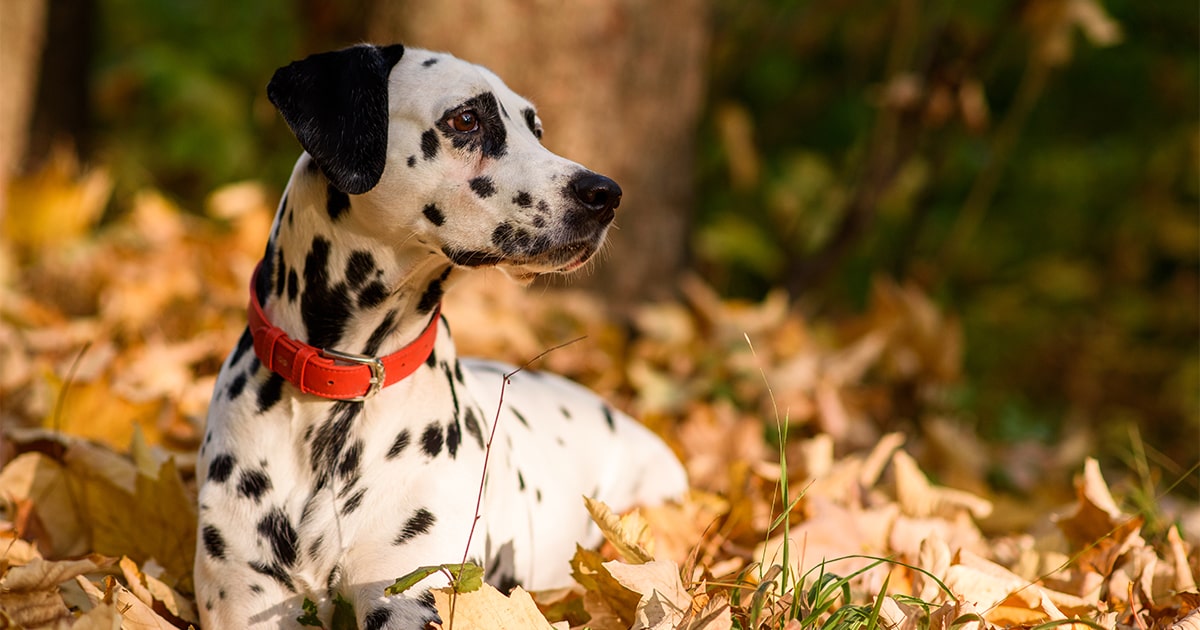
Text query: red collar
247 264 439 401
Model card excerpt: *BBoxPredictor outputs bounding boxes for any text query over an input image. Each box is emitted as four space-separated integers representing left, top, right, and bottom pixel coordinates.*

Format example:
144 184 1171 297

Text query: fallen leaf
605 559 691 630
431 584 556 629
0 452 88 557
571 546 640 626
586 496 655 564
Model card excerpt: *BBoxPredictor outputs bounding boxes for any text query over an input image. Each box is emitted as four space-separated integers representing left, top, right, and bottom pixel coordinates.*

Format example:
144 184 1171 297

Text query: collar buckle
321 348 386 401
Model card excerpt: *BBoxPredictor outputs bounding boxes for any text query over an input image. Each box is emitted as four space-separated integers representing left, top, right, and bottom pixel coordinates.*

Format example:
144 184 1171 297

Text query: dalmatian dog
194 44 688 629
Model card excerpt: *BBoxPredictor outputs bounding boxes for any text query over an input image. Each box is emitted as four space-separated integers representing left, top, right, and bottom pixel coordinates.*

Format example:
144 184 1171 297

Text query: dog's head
267 44 620 280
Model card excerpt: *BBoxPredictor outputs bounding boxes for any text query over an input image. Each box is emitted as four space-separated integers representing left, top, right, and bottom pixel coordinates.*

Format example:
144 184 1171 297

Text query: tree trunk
369 0 708 311
0 0 48 220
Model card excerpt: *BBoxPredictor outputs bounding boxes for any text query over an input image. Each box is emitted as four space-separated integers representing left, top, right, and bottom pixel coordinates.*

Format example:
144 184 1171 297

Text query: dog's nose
569 173 622 216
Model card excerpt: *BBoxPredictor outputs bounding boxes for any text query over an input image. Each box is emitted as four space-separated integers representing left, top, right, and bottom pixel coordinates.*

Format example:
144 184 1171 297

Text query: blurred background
1 0 1196 509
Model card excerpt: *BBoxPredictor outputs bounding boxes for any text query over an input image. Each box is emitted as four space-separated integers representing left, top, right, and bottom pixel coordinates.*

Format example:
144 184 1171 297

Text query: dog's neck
254 158 459 361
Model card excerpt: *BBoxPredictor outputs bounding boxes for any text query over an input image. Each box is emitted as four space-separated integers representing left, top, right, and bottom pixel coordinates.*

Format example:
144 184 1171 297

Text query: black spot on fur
496 573 521 594
421 422 444 457
469 176 496 198
421 129 439 160
423 203 445 226
513 191 532 207
342 488 366 515
308 535 323 560
302 237 354 349
387 429 411 459
511 408 530 428
491 223 513 249
365 608 392 630
517 471 525 490
257 373 285 413
464 407 484 449
362 309 398 356
453 360 465 383
536 489 543 502
394 508 436 544
417 267 451 314
602 405 616 431
219 589 225 600
208 453 236 483
407 155 416 168
345 251 376 288
442 364 460 415
227 372 248 400
231 328 254 365
327 564 342 592
250 561 295 592
326 183 351 221
522 108 542 139
256 241 275 304
338 440 362 480
237 469 272 501
312 401 362 478
202 525 226 559
357 281 388 309
533 215 546 228
274 248 286 298
425 348 437 368
258 507 299 567
437 92 507 158
422 57 438 67
446 419 461 458
287 268 299 302
250 584 263 594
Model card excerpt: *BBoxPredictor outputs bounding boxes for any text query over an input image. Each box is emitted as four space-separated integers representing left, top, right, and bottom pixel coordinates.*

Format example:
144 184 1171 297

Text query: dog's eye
450 111 478 132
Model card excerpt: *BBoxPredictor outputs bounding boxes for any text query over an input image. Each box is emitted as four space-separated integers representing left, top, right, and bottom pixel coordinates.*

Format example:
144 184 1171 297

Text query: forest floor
1 158 1197 628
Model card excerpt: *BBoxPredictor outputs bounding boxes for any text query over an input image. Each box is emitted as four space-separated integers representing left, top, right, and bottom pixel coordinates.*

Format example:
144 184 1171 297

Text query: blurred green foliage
88 1 1197 480
696 0 1198 477
93 0 301 200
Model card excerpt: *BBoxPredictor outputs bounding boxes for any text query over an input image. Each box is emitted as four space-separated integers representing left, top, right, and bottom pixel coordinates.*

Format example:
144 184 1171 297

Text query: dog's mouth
443 240 598 274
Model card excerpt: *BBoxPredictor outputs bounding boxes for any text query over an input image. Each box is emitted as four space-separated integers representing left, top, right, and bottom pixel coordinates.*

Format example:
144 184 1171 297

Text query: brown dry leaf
0 452 88 557
0 555 112 591
878 596 931 630
1168 525 1197 593
604 559 690 630
927 598 984 630
4 146 111 250
571 546 641 627
640 491 730 569
943 549 1092 624
1054 458 1145 575
676 401 767 494
64 444 196 589
119 555 200 626
43 370 167 450
687 594 733 630
586 496 655 564
77 574 178 630
0 554 112 628
71 601 123 630
0 584 70 627
893 447 993 520
430 584 556 629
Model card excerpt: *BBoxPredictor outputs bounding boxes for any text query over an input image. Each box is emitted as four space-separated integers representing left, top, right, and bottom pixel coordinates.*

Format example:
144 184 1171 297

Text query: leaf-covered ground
1 156 1197 628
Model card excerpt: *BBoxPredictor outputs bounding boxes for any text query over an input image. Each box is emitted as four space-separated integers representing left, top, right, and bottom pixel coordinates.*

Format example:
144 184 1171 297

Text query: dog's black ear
268 44 406 195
